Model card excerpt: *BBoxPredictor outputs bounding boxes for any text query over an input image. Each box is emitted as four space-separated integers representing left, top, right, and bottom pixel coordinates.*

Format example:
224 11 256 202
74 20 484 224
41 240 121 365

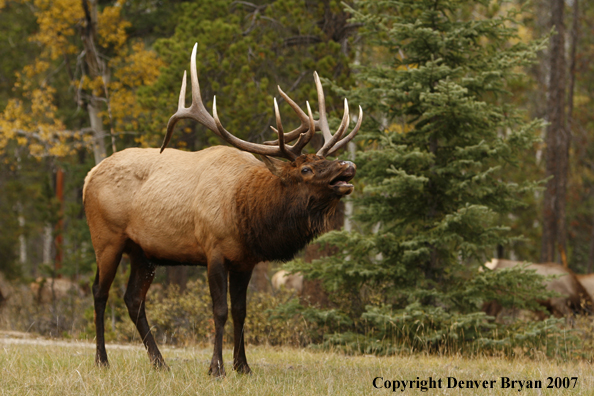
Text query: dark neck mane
235 167 339 262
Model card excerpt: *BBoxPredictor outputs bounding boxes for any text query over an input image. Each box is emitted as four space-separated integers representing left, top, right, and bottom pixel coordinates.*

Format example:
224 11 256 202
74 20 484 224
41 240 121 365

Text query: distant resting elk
271 270 304 294
83 43 362 376
576 274 594 302
483 259 592 321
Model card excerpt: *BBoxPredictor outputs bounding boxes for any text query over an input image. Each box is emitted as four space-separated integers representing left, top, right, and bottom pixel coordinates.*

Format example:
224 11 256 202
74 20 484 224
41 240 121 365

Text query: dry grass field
0 332 592 396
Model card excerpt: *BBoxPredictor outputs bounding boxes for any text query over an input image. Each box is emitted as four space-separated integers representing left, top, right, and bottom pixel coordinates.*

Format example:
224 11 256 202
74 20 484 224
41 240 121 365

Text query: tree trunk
344 141 356 232
541 0 567 264
43 223 53 265
588 211 594 273
17 202 26 265
54 168 64 275
88 101 106 164
81 0 108 164
567 0 578 130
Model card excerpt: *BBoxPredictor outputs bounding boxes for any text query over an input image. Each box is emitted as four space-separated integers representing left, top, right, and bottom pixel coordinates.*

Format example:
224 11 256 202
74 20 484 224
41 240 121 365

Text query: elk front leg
229 270 252 374
207 254 228 377
125 245 166 369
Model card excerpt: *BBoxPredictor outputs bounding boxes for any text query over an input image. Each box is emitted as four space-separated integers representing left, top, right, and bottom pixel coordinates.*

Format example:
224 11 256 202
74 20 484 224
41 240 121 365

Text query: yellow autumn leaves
0 0 164 160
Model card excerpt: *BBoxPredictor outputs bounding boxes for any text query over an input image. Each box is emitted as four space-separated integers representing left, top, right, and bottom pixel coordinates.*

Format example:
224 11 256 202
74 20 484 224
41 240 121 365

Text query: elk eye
301 167 312 174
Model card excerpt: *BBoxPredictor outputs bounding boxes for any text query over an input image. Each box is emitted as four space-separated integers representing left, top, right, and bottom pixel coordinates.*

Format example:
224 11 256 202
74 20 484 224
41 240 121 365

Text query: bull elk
83 43 362 376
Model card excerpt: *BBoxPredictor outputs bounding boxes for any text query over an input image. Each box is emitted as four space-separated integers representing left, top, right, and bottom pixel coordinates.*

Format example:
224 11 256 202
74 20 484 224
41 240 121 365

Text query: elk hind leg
93 242 124 367
124 245 167 369
207 253 228 377
229 270 252 374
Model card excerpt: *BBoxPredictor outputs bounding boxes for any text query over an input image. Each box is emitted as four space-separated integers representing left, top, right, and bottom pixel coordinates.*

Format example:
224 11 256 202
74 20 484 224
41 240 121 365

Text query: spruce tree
285 0 571 354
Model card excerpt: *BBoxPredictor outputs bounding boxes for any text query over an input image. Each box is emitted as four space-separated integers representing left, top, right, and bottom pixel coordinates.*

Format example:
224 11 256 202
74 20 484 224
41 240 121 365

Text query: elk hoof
234 363 252 375
152 359 170 371
95 360 109 369
95 356 110 368
208 365 226 378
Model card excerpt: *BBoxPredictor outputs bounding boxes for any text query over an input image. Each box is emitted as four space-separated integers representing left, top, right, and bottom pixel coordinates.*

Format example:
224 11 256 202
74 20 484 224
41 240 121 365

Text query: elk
271 270 304 294
483 259 592 321
83 43 362 376
576 274 594 302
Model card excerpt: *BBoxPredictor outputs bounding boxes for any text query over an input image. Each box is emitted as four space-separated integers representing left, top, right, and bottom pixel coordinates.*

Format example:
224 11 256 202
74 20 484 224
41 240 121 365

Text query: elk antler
313 72 363 157
162 43 362 159
162 43 218 153
266 72 362 157
162 43 315 160
264 85 318 145
211 95 315 161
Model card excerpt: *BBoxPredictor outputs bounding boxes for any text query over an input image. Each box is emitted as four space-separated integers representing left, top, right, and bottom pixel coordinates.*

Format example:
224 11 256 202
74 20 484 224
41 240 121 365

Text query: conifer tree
285 0 566 353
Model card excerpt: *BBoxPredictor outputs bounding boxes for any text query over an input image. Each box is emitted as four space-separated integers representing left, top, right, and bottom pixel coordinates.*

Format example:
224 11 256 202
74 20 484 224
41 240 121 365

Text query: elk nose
340 160 356 169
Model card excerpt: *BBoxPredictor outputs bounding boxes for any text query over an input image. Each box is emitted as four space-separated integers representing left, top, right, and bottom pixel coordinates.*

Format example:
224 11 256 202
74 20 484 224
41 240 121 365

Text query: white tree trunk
344 141 356 232
17 202 26 264
43 223 53 265
88 100 106 164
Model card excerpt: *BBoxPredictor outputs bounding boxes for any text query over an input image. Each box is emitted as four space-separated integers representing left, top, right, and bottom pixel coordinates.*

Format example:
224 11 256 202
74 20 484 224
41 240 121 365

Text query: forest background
0 0 593 356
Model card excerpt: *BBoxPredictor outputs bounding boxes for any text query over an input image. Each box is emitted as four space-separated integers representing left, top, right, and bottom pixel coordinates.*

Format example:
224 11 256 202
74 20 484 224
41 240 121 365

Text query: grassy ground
0 335 592 395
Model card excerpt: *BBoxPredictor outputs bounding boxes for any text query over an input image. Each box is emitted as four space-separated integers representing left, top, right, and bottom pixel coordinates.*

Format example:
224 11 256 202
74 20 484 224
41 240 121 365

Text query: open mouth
329 170 355 189
328 161 356 194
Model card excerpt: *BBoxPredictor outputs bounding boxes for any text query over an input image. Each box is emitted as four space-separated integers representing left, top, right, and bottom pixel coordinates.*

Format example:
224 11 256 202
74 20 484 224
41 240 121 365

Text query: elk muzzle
330 161 356 195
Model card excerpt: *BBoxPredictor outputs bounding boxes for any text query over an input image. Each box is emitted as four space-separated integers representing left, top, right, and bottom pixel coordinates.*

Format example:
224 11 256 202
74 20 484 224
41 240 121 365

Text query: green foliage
0 1 37 111
279 260 574 356
339 309 579 359
278 0 575 357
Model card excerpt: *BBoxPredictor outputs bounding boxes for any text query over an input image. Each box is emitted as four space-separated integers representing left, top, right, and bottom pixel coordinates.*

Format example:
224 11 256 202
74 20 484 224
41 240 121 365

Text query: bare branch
284 35 322 47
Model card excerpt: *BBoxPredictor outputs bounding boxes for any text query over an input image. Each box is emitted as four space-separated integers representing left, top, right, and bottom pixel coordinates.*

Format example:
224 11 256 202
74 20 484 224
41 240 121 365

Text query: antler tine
161 43 218 153
317 98 350 157
292 101 317 154
272 98 298 160
313 72 333 144
325 105 363 157
178 70 188 110
264 85 320 145
161 70 188 152
270 98 315 158
213 96 295 160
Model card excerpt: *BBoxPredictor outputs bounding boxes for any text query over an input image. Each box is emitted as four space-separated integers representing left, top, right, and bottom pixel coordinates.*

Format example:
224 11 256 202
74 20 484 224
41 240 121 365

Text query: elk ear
261 155 285 177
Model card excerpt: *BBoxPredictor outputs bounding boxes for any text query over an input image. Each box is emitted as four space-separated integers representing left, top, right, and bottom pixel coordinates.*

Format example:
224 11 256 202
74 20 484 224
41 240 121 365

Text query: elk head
262 154 356 198
161 43 362 192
